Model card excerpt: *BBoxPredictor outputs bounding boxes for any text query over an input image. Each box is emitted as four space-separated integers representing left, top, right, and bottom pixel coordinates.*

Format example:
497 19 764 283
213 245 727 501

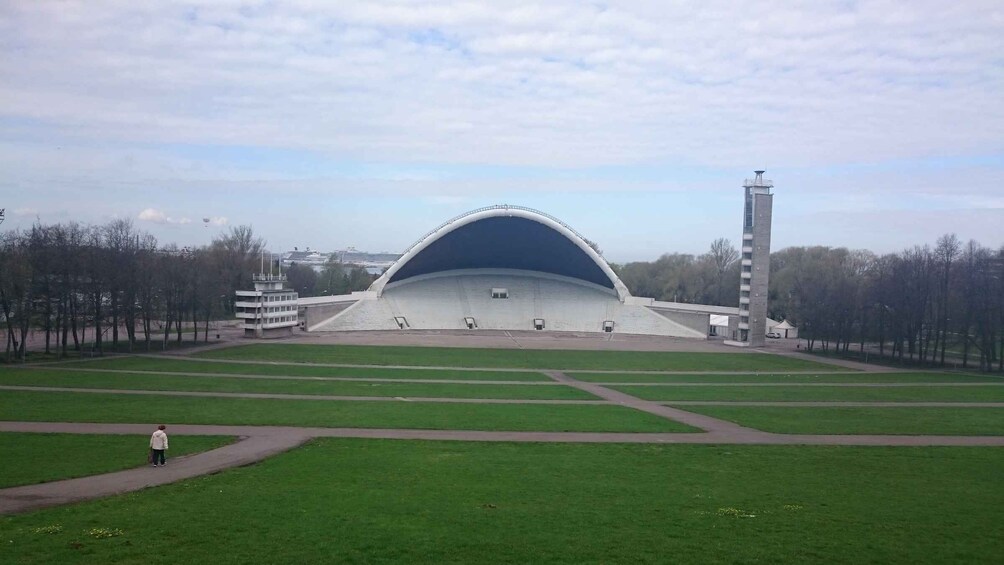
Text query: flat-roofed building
235 274 299 338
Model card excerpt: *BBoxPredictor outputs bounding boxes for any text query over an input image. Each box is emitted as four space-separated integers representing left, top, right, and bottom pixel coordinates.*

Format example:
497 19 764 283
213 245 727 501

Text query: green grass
0 433 233 488
196 343 848 371
2 440 1001 564
0 390 694 433
0 369 592 401
51 357 550 381
6 340 220 362
572 371 1004 383
611 384 1004 402
676 406 1004 435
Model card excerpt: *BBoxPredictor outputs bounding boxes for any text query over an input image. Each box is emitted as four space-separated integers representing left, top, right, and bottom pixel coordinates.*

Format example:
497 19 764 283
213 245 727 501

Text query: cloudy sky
1 1 1002 262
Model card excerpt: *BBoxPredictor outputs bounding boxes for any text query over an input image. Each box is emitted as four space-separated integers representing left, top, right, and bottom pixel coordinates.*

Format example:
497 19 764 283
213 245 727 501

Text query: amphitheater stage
277 329 735 353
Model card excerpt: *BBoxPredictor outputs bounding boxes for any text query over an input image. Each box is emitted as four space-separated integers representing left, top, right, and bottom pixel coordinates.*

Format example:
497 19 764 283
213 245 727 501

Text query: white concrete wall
311 270 705 338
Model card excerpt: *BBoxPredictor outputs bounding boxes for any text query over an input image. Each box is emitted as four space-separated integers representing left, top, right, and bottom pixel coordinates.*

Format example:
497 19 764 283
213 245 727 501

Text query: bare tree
933 234 960 364
211 225 266 313
708 238 739 305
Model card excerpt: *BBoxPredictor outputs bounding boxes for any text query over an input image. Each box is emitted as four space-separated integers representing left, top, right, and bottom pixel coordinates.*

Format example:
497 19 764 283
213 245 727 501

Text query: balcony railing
253 273 287 282
743 177 773 187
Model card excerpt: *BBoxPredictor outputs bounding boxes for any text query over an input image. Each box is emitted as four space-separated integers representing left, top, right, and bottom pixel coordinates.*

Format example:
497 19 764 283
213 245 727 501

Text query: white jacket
150 430 169 450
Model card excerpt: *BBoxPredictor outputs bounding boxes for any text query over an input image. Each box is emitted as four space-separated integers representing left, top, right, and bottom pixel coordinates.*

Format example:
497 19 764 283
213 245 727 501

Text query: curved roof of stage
370 205 631 301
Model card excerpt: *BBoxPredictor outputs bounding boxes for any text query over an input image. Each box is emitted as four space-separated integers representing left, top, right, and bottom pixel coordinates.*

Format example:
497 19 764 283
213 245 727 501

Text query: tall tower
732 170 773 347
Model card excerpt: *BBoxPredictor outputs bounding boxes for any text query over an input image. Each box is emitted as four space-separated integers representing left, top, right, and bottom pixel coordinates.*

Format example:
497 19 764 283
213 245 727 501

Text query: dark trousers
151 449 165 465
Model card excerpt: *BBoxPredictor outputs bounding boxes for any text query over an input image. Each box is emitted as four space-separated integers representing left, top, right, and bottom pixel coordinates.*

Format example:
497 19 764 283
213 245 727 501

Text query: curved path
3 368 1002 515
0 427 311 515
2 419 1003 516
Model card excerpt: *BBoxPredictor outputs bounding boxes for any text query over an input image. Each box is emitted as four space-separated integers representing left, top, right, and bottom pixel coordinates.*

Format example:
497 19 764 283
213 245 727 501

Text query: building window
491 288 509 299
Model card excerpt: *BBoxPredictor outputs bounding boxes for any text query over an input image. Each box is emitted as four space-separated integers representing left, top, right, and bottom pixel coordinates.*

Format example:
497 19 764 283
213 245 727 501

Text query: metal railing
398 204 593 257
252 273 287 282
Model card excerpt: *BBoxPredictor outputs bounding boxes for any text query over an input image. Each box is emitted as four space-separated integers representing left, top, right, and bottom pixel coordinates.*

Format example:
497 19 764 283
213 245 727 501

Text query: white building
300 205 724 338
235 274 299 338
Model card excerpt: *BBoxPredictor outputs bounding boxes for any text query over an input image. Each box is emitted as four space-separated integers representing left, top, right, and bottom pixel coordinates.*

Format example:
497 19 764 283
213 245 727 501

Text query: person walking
150 425 169 467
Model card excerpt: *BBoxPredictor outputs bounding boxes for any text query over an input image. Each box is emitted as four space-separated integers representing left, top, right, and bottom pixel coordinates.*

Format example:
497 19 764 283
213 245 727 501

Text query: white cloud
138 208 191 225
12 207 38 216
0 1 999 169
0 1 1001 255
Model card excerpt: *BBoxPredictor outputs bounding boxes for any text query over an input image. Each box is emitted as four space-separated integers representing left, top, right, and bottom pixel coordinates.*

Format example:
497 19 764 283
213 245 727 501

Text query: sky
1 0 1002 263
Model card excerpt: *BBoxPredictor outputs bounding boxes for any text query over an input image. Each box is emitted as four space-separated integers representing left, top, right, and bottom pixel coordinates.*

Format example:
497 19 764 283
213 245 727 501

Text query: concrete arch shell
369 206 631 301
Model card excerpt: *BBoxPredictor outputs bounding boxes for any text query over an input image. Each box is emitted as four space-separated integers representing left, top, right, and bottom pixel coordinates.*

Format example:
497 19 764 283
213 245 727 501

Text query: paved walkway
19 366 563 385
36 351 881 375
546 371 757 435
3 387 995 409
2 368 1002 515
0 385 608 405
661 401 1004 407
2 420 1003 515
0 427 311 515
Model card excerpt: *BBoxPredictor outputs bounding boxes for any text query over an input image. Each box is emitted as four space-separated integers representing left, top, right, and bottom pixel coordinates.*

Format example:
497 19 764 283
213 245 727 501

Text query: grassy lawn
0 433 233 489
611 384 1004 402
1 440 1000 564
676 406 1004 435
573 371 1004 383
0 390 693 433
50 357 550 381
0 369 592 401
196 343 847 371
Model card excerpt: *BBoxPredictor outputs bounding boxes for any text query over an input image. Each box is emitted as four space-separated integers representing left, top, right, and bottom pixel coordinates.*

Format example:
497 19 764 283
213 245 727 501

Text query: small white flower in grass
87 528 123 539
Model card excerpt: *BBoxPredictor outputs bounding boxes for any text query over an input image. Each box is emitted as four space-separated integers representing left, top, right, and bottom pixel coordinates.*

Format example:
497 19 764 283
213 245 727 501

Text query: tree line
1 220 266 360
612 238 740 307
283 261 374 298
769 235 1003 371
613 235 1003 371
5 220 1000 371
